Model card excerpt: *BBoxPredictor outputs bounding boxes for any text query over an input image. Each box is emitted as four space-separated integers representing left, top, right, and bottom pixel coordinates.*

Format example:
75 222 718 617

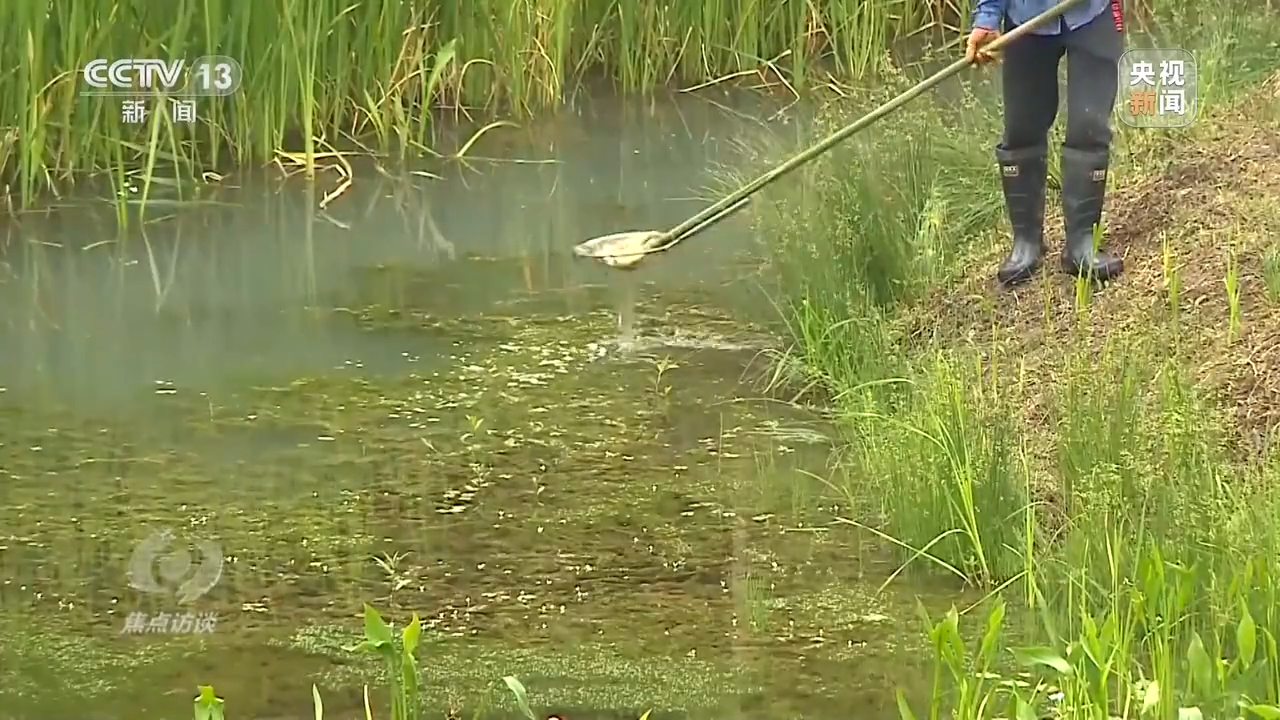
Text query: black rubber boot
995 145 1048 287
1060 147 1123 281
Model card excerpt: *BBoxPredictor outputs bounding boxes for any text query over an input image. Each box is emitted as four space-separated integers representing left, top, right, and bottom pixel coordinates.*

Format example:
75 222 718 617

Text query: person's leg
1061 5 1125 280
996 27 1065 286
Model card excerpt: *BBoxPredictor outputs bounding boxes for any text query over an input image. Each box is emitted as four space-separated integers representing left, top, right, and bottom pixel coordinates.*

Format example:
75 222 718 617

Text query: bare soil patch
910 108 1280 448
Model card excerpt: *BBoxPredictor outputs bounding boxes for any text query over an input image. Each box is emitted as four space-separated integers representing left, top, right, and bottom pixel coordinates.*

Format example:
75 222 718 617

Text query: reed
0 0 981 206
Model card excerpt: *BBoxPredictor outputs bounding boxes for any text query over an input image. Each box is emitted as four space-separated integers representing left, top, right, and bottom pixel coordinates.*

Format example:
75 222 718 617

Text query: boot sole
1060 258 1123 282
997 262 1042 287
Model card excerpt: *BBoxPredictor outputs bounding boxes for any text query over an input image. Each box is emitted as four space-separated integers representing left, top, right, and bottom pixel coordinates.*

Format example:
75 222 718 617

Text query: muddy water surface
0 91 963 720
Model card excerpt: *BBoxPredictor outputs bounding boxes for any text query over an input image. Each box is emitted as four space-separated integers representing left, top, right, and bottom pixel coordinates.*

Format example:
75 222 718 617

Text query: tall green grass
0 0 968 207
729 0 1280 715
0 0 1214 210
729 79 1003 406
2 0 468 204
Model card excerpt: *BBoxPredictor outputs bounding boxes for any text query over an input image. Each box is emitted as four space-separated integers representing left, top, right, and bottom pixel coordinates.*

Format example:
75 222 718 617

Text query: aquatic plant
899 552 1280 719
1 293 788 715
348 604 425 720
190 604 657 720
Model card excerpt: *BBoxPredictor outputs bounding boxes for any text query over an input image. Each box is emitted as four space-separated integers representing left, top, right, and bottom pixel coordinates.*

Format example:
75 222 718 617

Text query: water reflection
0 91 786 407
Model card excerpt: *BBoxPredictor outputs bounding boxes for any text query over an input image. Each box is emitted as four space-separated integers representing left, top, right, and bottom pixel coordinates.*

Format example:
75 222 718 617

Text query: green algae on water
281 624 753 712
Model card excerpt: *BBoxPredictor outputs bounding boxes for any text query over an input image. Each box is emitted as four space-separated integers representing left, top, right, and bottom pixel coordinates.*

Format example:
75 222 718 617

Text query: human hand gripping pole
967 27 1003 65
573 0 1086 271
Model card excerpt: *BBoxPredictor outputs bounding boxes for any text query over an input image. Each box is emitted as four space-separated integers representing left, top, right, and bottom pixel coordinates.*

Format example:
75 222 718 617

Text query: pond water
0 89 970 719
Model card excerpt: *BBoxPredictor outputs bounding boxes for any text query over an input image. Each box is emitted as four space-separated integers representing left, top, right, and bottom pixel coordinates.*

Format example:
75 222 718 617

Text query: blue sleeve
971 0 1004 30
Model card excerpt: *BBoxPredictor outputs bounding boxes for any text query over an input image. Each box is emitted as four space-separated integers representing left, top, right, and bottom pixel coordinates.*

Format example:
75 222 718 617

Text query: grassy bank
727 0 1280 716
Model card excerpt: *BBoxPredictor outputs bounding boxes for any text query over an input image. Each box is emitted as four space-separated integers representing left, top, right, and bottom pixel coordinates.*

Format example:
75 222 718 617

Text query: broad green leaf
195 686 222 706
1011 646 1072 675
978 599 1006 664
1186 631 1214 695
194 685 225 720
1237 605 1257 668
402 613 422 656
1240 703 1280 719
362 604 394 645
1080 615 1102 668
345 639 382 654
940 608 965 666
